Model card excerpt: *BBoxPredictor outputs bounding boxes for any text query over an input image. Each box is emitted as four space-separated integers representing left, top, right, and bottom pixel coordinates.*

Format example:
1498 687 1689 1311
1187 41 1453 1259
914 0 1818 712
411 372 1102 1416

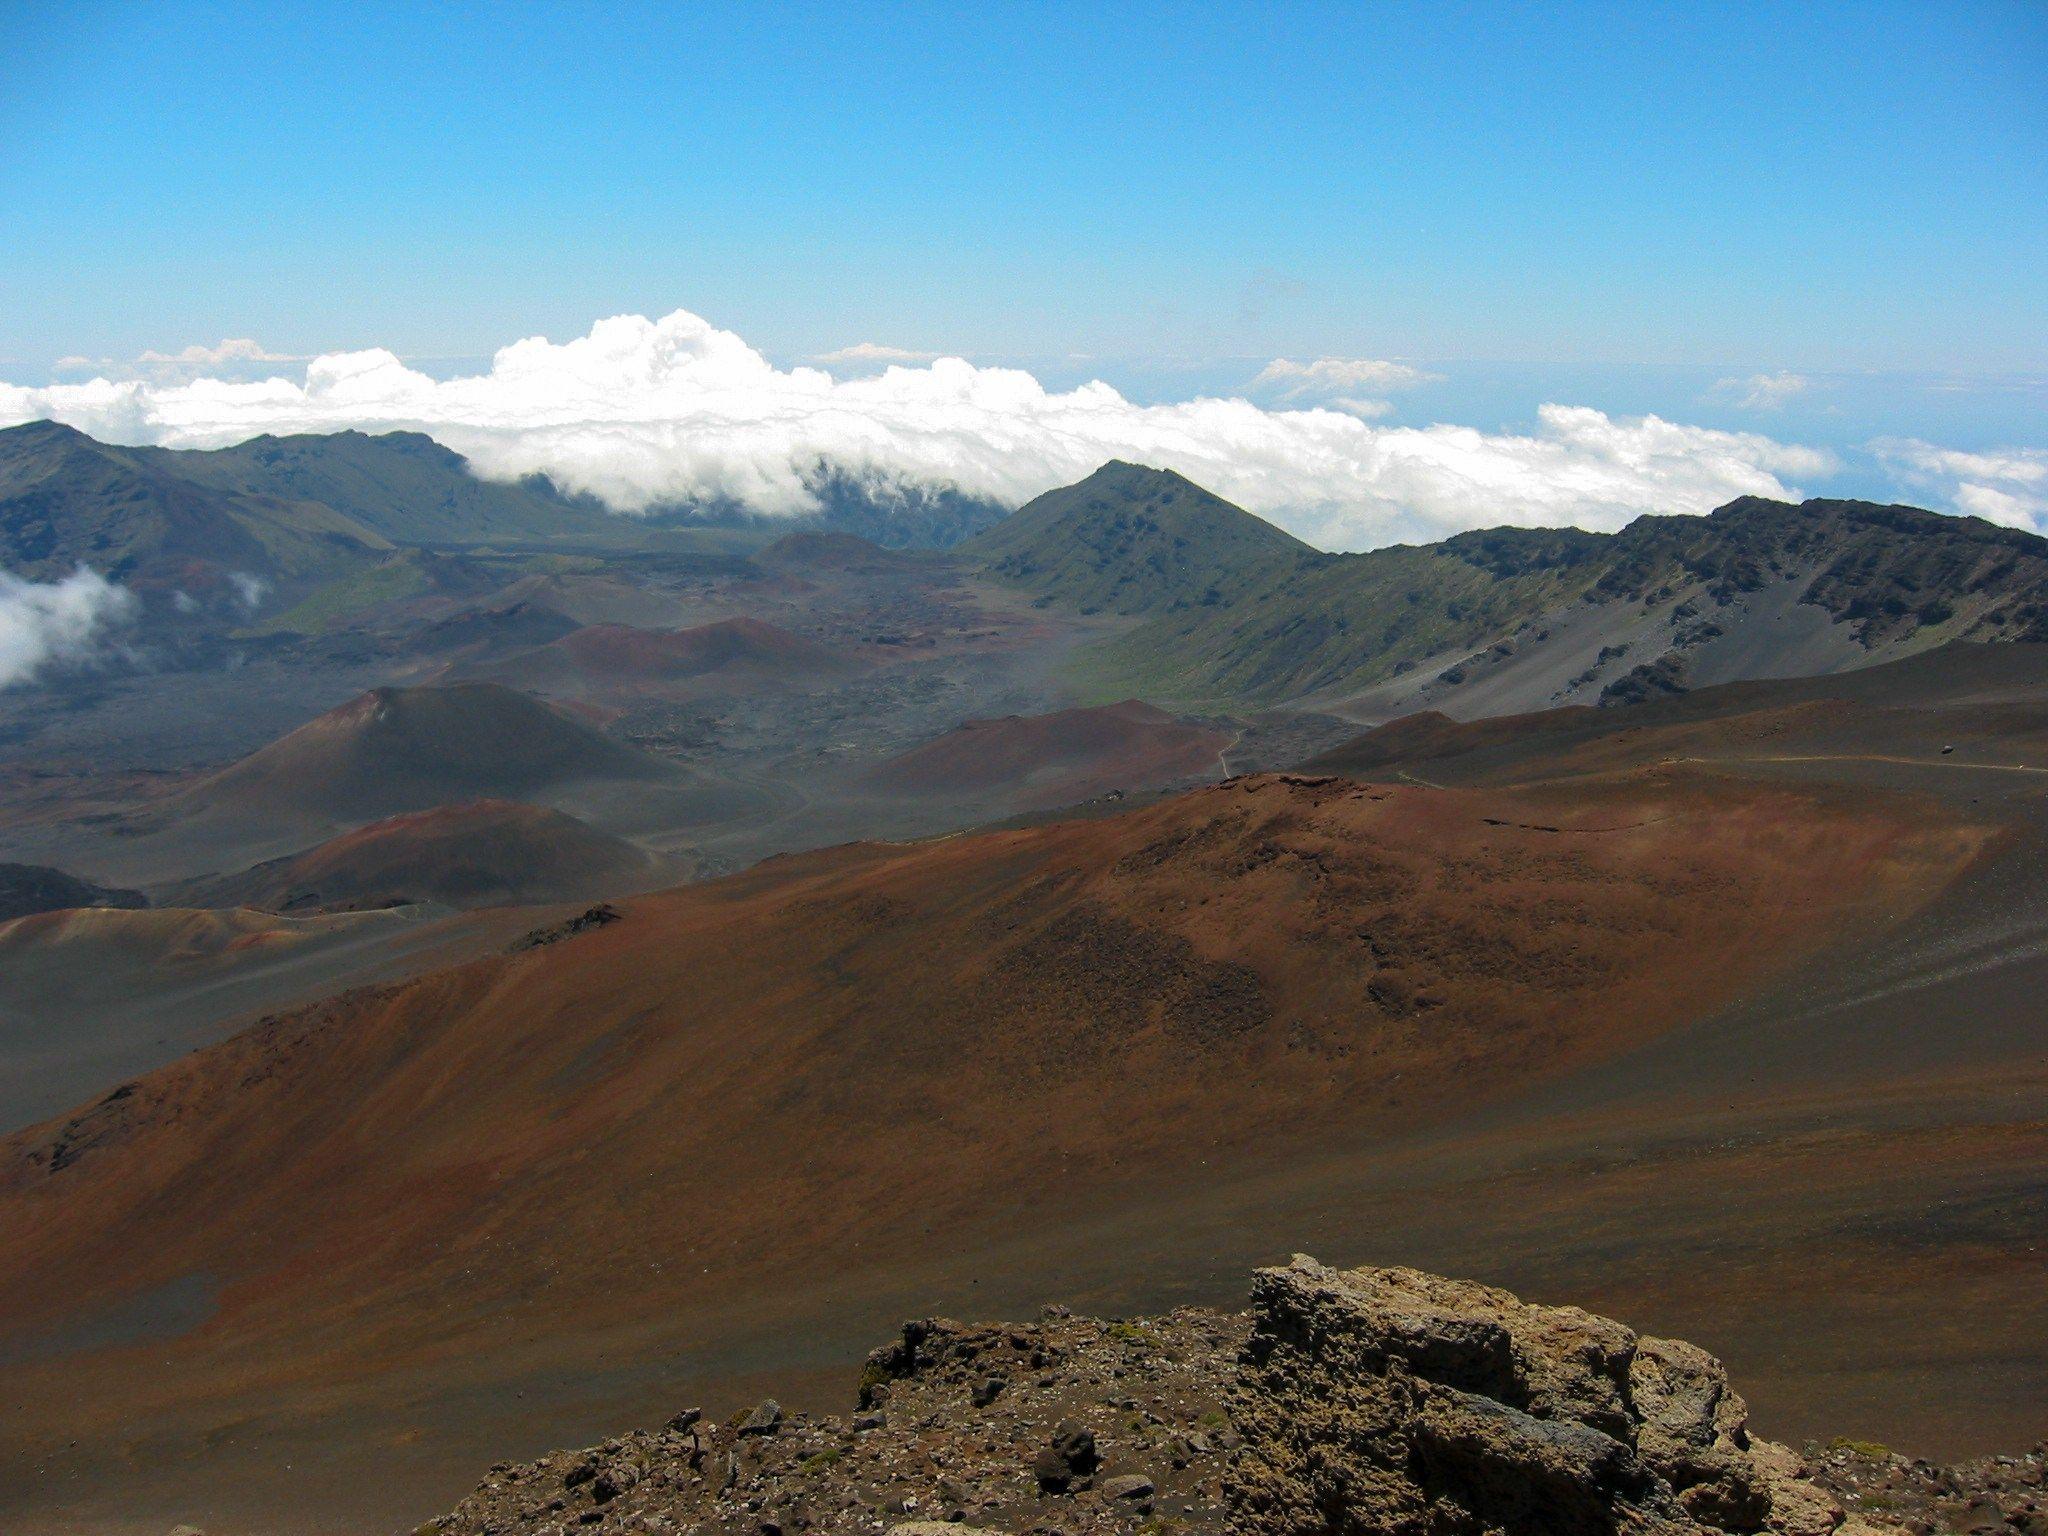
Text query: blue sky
5 2 2042 372
1 2 2043 539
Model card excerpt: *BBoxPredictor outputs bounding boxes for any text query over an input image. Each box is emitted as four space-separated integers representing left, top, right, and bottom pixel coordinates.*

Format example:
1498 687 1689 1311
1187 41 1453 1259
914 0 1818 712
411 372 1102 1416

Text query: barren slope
1305 641 2048 787
173 800 656 913
188 682 668 820
0 902 517 1132
0 767 1990 1533
474 617 866 701
860 699 1231 809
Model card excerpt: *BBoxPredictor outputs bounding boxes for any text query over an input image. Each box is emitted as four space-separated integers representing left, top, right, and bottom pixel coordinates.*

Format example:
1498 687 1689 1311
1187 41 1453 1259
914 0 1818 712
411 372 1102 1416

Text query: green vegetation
256 556 432 634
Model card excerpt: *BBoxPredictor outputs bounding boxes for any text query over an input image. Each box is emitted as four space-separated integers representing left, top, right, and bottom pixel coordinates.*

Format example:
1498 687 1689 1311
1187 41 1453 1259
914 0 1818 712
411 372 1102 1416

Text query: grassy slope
256 555 436 634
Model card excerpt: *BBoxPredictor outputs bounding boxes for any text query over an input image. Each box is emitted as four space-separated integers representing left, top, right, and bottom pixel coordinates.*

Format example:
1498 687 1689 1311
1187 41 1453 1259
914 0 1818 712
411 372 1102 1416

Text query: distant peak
0 418 93 445
1087 458 1181 484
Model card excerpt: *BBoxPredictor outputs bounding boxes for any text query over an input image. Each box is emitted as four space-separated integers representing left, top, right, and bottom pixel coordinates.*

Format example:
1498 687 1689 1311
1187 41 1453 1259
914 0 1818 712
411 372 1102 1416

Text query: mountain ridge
0 419 393 593
966 467 2048 710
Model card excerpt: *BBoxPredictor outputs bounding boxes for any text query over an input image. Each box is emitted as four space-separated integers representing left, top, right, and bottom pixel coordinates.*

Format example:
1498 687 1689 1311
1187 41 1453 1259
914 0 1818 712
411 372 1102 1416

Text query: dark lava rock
425 1256 2026 1536
508 902 621 952
1100 1472 1156 1508
736 1399 783 1436
1031 1418 1101 1492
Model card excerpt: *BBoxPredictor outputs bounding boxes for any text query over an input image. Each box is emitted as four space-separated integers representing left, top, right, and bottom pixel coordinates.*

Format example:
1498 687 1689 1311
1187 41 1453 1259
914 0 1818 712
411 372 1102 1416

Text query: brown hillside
183 682 676 822
175 800 654 913
0 769 1990 1531
863 699 1231 808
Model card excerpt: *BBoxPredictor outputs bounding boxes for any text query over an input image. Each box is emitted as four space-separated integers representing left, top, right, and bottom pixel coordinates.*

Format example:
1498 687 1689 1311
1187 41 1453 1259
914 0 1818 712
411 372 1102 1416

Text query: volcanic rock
423 1257 1932 1536
1227 1257 1872 1536
737 1399 784 1436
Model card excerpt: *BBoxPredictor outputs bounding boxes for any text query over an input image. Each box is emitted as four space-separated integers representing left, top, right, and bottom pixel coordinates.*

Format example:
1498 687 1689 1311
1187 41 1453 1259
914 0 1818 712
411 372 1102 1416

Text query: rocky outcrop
1228 1258 1864 1536
419 1258 1999 1536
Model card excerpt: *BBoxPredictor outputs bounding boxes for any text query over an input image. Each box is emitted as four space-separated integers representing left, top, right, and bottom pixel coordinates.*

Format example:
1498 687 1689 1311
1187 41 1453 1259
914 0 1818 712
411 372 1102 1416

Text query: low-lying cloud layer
1876 439 2048 532
0 567 137 690
0 309 1845 550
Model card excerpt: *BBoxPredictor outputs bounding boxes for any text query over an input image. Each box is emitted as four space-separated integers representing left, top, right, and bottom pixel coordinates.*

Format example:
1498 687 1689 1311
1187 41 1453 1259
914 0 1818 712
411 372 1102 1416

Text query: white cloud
1873 438 2048 533
1252 356 1438 399
52 339 304 381
0 308 1840 551
1712 371 1810 411
813 341 942 366
0 568 138 690
1328 397 1395 419
136 338 297 367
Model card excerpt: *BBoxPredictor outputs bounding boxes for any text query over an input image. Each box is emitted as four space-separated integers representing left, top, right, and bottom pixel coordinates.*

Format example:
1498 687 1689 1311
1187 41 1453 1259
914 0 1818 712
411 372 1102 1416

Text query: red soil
864 699 1231 807
187 799 651 912
188 682 673 824
0 770 1988 1532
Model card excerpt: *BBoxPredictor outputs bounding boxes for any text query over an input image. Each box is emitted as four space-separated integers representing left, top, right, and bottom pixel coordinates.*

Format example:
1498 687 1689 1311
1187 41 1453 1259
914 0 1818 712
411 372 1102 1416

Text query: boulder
1227 1255 1869 1536
1101 1472 1157 1508
737 1399 783 1436
1031 1418 1100 1491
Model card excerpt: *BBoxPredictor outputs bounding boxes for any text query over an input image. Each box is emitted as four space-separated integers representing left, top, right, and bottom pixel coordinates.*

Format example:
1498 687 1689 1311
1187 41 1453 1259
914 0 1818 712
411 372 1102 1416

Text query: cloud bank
1712 371 1811 411
1875 439 2048 533
1 309 1840 550
812 341 941 366
56 338 306 380
136 338 299 368
1252 355 1438 397
0 568 138 690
